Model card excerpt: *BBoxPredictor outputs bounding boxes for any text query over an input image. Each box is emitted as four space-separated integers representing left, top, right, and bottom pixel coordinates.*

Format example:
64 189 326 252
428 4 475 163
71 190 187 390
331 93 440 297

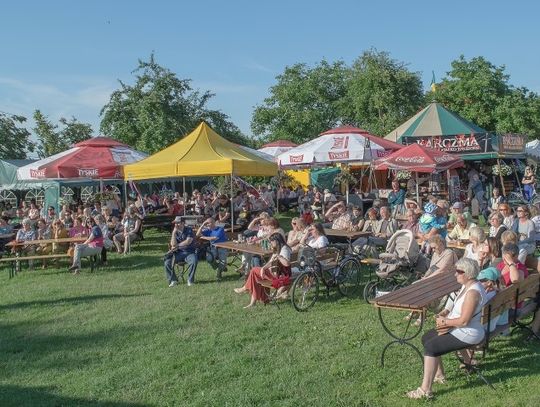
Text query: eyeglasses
455 269 465 275
517 209 525 213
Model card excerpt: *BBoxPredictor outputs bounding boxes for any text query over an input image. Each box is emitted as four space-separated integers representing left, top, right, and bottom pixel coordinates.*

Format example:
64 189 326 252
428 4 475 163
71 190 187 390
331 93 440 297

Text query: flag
430 71 437 92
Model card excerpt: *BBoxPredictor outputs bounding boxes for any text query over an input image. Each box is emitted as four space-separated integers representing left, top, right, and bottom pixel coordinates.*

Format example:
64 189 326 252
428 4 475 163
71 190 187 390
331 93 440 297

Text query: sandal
433 375 446 384
413 317 423 327
406 387 433 400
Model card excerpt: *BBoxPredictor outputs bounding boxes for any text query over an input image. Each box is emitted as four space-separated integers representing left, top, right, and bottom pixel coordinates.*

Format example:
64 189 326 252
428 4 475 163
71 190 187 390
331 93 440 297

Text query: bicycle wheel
291 271 319 312
363 280 378 303
336 257 362 298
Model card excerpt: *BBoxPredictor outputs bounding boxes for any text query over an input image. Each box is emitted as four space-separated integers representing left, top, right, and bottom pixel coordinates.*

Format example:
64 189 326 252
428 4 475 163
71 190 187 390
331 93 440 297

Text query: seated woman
233 233 291 308
68 217 104 275
477 237 502 270
407 258 487 399
300 223 329 249
13 218 37 270
514 204 536 263
51 219 69 254
113 209 141 254
463 227 486 262
425 235 458 278
287 218 307 252
488 212 507 241
496 243 528 288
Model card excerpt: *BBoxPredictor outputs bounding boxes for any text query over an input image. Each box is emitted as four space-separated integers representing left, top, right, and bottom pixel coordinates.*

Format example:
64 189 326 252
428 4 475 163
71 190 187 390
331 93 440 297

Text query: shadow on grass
0 384 150 407
0 293 148 312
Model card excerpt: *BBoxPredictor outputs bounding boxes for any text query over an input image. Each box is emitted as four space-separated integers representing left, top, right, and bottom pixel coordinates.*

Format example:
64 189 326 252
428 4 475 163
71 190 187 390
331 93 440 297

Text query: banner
498 134 527 154
402 133 493 155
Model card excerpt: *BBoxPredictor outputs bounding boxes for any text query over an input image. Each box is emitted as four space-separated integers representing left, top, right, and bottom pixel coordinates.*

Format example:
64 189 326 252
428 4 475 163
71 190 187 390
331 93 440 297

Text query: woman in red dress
234 233 291 308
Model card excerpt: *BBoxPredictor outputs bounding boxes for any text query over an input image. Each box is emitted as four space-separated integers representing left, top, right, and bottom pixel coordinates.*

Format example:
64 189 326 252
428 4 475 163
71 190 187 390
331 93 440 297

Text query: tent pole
123 181 128 210
183 177 186 216
497 159 506 197
230 175 234 233
446 170 451 202
415 172 420 205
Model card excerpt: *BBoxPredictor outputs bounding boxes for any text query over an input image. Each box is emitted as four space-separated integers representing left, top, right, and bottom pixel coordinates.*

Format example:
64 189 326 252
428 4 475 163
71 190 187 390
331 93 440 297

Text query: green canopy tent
0 159 36 205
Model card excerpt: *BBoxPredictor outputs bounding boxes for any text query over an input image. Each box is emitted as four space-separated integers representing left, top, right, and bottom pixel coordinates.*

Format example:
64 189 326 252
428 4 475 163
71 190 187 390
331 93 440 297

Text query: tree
251 60 349 144
0 112 35 159
495 87 540 137
345 50 425 136
427 56 510 131
33 110 93 158
100 54 250 153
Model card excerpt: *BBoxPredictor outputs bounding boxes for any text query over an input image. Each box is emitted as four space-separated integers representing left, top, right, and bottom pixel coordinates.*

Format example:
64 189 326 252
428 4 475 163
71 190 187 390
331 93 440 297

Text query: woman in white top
407 258 487 399
463 227 486 263
287 217 307 252
300 223 329 249
514 205 536 263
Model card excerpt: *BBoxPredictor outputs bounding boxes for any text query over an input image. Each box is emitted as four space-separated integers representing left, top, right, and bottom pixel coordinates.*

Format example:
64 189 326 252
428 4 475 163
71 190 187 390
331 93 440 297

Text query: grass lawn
1 217 540 406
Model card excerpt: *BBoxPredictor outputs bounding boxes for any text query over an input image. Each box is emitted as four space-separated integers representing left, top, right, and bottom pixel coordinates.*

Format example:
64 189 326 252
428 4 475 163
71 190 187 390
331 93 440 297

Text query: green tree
345 49 425 136
0 112 35 159
428 55 540 138
100 54 250 153
33 110 93 158
251 60 349 144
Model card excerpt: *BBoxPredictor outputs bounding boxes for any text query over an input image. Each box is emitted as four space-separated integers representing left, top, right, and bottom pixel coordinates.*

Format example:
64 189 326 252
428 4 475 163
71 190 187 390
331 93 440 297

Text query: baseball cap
477 267 500 282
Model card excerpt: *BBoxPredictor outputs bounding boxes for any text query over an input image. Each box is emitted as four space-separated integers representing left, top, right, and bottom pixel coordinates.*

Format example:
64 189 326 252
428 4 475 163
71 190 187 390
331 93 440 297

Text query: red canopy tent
320 125 402 151
374 143 464 202
17 137 147 180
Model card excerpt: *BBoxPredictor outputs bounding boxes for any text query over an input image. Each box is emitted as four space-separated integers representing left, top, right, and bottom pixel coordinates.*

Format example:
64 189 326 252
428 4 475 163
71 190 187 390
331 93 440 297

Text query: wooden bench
0 254 71 278
461 273 540 387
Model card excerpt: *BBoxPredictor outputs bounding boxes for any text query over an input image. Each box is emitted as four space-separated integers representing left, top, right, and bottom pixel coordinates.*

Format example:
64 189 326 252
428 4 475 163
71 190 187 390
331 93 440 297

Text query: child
301 203 314 225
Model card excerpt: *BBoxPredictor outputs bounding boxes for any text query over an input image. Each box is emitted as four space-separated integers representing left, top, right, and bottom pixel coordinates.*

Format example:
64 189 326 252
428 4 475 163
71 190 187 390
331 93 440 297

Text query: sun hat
477 267 500 282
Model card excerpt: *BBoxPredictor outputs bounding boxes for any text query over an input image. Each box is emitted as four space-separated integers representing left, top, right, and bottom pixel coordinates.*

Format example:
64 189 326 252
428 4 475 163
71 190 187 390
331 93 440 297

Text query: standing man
197 217 228 281
164 216 198 287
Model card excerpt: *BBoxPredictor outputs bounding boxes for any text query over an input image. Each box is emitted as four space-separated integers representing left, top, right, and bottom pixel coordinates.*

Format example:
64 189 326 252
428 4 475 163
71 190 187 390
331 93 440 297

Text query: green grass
1 222 540 406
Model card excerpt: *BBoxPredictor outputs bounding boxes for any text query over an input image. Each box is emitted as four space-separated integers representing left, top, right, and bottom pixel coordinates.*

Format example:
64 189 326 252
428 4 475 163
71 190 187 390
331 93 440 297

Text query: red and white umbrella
374 143 463 173
277 125 401 166
17 137 147 180
258 140 297 158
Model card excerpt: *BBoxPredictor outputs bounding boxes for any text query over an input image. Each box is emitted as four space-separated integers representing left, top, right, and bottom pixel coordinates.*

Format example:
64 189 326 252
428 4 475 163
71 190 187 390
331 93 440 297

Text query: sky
1 0 540 141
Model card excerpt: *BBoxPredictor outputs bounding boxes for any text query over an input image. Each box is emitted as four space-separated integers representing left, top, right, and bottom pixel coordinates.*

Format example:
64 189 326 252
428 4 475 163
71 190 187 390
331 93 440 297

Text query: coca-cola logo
394 156 425 164
328 151 349 160
78 168 99 177
289 154 304 164
30 169 45 178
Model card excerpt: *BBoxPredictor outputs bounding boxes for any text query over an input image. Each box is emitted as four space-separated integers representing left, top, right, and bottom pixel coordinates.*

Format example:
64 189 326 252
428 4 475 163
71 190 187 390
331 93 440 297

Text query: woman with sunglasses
68 217 104 275
522 166 536 202
234 233 291 308
407 258 487 399
498 204 516 231
287 217 307 252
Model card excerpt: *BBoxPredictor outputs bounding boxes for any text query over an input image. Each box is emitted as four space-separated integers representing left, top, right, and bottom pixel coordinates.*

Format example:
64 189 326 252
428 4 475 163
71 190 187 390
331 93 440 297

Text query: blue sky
1 0 540 140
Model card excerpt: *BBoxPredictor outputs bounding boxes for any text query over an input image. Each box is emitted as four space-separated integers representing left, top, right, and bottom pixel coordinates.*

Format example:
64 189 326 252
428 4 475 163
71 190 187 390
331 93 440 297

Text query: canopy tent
384 102 487 142
277 125 401 167
374 143 464 203
17 137 147 181
258 140 297 158
123 122 277 180
0 159 35 185
238 145 275 163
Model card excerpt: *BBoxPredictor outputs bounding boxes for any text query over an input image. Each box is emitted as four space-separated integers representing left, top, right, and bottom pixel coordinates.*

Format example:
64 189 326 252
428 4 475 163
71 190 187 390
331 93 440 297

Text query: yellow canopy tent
123 122 277 229
123 122 277 180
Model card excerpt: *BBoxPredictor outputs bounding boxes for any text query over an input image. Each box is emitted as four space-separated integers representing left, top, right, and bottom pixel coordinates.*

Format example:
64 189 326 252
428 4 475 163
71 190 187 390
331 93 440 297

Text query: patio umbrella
374 143 464 202
17 137 147 180
278 125 401 167
258 140 297 158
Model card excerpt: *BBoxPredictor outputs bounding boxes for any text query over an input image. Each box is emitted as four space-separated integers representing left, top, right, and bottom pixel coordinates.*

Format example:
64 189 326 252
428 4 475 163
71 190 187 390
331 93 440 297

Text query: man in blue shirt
164 216 198 287
197 217 228 281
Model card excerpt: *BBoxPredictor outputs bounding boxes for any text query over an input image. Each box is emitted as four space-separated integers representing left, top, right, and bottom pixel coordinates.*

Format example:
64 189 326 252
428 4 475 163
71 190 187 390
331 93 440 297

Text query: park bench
460 273 540 387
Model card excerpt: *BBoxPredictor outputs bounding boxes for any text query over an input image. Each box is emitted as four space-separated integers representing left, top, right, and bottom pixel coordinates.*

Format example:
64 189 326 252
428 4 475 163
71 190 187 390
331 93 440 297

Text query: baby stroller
363 229 429 302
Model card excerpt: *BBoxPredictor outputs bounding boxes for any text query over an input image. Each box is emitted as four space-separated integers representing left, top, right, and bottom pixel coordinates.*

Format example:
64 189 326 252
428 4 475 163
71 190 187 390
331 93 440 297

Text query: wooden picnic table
372 272 461 367
324 229 372 240
0 233 15 239
446 239 470 250
6 237 86 248
213 241 273 257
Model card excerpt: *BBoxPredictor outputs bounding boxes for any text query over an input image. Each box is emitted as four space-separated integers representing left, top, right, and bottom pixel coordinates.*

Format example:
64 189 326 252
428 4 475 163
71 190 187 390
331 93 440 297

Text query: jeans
207 246 228 274
164 251 198 284
524 184 535 202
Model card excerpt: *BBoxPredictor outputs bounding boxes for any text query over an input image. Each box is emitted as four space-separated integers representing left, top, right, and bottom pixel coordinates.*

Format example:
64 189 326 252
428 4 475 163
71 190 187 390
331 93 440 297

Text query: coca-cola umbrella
374 143 464 202
17 137 147 180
